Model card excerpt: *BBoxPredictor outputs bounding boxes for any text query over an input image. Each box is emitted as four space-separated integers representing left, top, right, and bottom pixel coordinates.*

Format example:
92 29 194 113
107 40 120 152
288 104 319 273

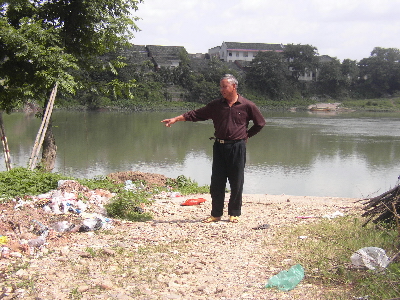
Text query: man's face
220 79 236 99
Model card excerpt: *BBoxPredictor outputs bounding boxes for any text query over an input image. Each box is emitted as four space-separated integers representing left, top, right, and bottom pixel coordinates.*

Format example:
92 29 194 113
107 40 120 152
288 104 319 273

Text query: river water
4 110 400 198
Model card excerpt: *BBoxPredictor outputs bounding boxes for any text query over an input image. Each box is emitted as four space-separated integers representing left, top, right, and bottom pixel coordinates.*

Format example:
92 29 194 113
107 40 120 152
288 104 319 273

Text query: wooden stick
28 82 58 170
0 112 12 170
363 186 400 208
362 187 400 225
392 201 400 237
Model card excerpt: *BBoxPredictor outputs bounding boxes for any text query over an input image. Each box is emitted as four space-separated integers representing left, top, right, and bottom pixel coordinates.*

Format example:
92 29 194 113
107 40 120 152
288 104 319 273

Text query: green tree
174 55 240 103
283 44 319 81
1 0 142 108
172 49 192 88
246 51 291 99
0 15 78 111
0 0 142 170
358 47 400 97
341 59 360 87
317 57 345 98
202 56 238 84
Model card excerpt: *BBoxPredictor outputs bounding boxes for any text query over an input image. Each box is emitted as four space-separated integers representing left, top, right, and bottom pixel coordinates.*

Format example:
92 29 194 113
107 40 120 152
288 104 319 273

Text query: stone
15 269 29 278
102 248 116 256
97 280 114 290
77 285 90 293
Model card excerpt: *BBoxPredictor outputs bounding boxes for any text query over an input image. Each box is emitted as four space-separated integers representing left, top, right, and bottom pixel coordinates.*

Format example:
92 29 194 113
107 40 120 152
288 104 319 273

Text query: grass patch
270 216 400 299
104 189 153 222
342 97 400 111
69 287 83 300
0 167 72 201
166 175 209 195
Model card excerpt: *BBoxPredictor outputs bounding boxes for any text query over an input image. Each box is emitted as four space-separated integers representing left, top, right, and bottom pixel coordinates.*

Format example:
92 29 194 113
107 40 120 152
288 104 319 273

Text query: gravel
0 189 364 299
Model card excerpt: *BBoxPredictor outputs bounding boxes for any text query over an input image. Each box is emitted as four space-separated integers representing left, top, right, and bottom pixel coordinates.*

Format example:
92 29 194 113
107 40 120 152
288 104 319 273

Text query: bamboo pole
0 112 12 171
28 82 58 170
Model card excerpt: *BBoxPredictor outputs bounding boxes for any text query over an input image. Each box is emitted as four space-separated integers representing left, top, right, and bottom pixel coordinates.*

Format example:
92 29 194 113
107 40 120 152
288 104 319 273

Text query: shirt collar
221 94 242 104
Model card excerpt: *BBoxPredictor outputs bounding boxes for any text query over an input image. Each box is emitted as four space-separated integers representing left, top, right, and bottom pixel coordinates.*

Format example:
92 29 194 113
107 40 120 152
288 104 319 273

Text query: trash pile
0 180 116 259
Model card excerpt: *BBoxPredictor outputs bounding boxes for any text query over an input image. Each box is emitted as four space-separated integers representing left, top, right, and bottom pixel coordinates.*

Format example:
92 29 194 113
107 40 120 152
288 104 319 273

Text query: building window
243 52 248 57
236 52 239 57
228 52 232 56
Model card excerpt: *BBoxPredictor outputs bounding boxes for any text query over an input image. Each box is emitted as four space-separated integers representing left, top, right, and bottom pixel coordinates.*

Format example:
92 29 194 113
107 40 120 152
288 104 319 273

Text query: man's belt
210 137 244 144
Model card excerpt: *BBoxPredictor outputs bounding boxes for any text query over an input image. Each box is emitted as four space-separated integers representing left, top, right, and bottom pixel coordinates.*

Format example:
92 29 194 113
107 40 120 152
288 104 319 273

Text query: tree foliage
341 59 359 87
171 55 240 103
0 0 142 111
317 58 347 98
358 47 400 97
283 44 319 80
246 51 291 99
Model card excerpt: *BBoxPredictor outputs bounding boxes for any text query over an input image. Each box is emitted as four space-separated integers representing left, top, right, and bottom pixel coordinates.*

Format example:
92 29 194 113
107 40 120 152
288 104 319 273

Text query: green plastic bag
265 264 305 291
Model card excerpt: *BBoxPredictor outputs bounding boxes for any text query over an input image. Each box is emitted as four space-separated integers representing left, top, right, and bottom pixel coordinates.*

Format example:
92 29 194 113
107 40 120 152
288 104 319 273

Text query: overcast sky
132 0 400 62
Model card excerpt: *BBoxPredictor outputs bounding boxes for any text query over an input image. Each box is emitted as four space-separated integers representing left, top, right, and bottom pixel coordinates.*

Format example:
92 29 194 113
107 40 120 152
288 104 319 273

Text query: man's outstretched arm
161 115 186 127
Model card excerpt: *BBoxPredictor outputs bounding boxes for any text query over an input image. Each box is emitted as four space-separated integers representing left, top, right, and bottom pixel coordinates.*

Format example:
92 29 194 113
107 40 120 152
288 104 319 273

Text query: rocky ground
0 172 365 300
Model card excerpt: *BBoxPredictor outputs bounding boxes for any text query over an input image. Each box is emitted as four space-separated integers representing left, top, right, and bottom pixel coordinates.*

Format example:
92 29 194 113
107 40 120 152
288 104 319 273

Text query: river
3 110 400 198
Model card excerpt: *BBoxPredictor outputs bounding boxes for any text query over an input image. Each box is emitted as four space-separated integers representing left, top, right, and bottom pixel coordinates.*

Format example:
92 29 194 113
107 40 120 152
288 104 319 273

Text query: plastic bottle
50 221 75 233
0 246 10 258
27 235 46 247
79 217 103 232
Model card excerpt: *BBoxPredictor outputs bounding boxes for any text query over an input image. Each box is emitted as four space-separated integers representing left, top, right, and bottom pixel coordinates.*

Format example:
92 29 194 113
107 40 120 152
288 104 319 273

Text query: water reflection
3 110 400 198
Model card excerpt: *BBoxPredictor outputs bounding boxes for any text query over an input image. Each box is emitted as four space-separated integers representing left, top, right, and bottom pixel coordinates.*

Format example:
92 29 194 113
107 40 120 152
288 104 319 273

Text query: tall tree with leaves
283 44 319 81
358 47 400 97
0 0 142 170
316 57 345 98
341 59 360 87
246 51 291 100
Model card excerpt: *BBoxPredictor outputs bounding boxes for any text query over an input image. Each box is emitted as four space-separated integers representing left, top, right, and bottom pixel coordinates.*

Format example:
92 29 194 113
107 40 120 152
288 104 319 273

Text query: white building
209 42 284 62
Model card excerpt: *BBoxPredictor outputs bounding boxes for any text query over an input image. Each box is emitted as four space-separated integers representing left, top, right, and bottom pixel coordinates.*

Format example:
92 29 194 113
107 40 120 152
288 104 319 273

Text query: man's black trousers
210 140 246 217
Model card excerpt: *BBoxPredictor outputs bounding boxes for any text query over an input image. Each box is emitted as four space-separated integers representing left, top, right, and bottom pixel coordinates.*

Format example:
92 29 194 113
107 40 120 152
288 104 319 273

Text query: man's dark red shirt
183 95 266 140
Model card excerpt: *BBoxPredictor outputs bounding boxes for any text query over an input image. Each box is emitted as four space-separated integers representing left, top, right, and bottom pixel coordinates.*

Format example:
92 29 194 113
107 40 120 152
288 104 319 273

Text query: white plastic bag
350 247 390 270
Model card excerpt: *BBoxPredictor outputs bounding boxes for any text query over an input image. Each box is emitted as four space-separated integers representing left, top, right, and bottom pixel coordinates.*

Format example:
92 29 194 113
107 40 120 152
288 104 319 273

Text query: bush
167 175 209 195
104 190 153 222
0 167 72 200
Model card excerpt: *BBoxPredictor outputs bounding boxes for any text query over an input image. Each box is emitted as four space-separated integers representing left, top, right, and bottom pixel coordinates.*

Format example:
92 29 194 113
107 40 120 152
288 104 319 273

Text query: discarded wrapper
180 198 207 206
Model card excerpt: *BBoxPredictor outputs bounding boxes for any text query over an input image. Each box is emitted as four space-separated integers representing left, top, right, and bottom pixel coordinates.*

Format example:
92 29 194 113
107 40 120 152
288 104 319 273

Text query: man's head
220 74 238 100
220 74 238 87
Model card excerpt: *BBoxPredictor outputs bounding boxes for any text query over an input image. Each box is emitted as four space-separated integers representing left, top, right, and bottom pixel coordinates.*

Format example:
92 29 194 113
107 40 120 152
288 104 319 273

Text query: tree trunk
40 118 57 172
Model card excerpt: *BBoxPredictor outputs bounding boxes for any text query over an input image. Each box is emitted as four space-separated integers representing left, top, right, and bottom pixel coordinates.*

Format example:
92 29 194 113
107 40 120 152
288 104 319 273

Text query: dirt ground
0 171 366 299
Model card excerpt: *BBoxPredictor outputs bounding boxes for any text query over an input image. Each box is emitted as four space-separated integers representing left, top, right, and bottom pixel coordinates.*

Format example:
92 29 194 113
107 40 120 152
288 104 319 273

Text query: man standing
161 74 265 223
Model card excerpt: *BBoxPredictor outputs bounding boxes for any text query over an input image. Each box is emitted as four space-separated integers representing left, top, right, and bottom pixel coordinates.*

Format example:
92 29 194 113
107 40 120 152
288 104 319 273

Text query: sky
131 0 400 62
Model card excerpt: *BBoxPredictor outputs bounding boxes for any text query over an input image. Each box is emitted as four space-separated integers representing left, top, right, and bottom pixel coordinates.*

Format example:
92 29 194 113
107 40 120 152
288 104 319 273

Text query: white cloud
132 0 400 61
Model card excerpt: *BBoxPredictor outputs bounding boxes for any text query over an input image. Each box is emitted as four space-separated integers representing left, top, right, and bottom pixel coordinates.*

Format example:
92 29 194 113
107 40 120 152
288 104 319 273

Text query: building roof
146 45 186 68
224 42 283 51
146 45 186 59
318 55 334 63
188 57 210 72
100 45 150 67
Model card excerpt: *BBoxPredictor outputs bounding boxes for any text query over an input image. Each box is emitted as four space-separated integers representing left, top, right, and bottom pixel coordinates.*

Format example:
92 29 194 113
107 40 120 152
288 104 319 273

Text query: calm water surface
4 110 400 198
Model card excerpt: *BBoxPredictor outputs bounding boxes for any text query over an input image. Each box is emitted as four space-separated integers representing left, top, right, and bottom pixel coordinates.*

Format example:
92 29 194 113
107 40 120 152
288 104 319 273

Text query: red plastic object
180 198 207 206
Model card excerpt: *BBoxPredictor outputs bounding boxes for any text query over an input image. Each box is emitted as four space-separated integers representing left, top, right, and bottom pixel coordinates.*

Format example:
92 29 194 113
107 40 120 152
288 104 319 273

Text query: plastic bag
350 247 390 270
180 198 207 206
265 264 305 291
